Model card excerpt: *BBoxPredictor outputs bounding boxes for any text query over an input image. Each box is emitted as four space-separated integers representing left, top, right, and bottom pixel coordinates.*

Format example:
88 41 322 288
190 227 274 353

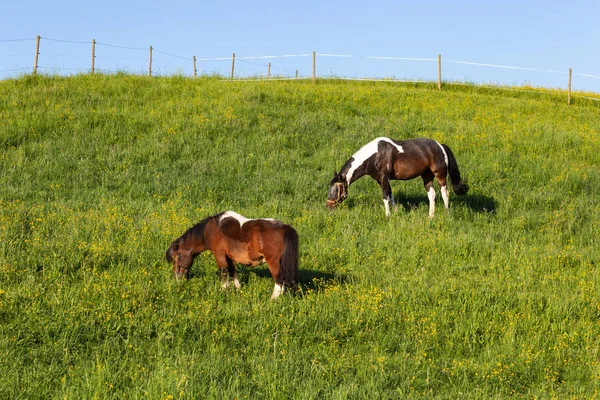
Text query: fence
2 36 600 104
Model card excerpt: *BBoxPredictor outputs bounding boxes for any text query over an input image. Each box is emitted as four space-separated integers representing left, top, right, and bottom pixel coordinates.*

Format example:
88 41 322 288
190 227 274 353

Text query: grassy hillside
0 74 599 399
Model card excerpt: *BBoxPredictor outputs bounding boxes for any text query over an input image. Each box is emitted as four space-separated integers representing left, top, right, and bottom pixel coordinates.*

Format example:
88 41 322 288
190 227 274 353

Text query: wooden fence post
268 63 271 78
230 53 236 79
33 35 40 75
193 56 197 78
568 68 572 105
438 54 442 90
91 39 96 74
296 69 298 79
148 46 153 76
312 51 316 83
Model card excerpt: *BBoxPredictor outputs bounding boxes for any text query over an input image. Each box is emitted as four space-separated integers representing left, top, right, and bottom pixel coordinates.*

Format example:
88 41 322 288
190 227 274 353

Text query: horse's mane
337 158 355 179
175 212 225 244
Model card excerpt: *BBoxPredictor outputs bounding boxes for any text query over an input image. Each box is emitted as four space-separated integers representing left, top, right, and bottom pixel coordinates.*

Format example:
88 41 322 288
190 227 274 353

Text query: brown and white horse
327 137 469 217
166 211 299 299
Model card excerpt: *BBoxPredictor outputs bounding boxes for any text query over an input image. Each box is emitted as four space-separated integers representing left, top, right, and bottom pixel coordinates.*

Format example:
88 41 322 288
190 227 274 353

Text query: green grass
1 73 599 399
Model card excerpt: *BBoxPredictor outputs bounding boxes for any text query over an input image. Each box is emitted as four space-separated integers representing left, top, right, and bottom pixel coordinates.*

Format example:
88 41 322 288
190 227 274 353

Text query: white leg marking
271 283 285 299
441 185 450 209
383 198 391 217
233 276 241 289
426 184 436 218
221 276 230 289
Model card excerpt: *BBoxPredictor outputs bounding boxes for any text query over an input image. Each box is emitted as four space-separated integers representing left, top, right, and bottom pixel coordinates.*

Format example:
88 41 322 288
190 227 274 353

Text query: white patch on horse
271 283 285 299
346 137 404 184
220 211 276 227
220 211 250 226
435 141 449 166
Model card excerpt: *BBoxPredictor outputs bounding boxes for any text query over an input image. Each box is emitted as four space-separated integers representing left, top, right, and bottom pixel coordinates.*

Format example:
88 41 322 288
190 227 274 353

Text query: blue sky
2 0 600 93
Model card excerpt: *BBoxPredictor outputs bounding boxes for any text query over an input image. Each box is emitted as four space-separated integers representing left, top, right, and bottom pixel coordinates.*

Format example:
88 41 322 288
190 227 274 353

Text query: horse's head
167 240 194 280
327 172 348 209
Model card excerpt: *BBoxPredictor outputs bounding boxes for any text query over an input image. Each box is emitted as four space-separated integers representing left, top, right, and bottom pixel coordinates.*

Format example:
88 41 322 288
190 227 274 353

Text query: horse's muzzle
173 270 189 280
326 199 338 209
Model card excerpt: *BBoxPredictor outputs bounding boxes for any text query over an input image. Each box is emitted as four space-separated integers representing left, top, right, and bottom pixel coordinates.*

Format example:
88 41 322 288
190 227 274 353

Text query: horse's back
390 138 447 179
395 138 437 154
217 216 290 262
245 219 290 247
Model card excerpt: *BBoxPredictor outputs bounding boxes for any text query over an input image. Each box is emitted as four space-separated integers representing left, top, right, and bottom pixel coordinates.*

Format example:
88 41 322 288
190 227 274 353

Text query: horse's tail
442 143 469 195
280 227 299 291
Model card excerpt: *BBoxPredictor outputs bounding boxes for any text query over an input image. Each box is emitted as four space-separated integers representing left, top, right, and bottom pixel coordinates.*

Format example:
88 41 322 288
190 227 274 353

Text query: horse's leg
433 173 450 211
232 272 241 289
226 256 241 289
422 172 436 218
265 257 285 299
440 183 450 211
220 268 230 289
379 176 394 217
214 254 231 289
390 192 397 211
271 282 285 299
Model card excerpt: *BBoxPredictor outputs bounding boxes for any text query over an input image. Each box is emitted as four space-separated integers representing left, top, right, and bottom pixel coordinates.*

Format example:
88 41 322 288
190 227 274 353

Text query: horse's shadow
346 192 497 214
299 269 350 291
452 193 498 214
234 267 349 291
394 193 498 214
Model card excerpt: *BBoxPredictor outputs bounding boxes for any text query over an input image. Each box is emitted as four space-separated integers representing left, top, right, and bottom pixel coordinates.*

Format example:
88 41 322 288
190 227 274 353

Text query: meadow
0 73 599 399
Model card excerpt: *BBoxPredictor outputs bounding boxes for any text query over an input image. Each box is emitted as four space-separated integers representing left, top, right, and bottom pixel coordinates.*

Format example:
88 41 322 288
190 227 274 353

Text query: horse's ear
332 170 338 178
171 241 179 251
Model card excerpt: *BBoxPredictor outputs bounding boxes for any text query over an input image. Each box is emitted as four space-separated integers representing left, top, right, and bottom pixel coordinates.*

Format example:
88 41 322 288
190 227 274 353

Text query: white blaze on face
435 141 449 166
346 137 404 183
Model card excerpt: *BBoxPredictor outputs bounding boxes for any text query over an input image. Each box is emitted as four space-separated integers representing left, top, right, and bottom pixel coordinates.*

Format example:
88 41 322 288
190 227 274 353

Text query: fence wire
1 36 599 100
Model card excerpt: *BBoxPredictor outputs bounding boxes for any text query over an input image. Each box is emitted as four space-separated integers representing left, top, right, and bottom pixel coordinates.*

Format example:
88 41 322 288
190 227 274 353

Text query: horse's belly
393 160 429 180
248 257 265 267
230 251 265 267
394 171 420 180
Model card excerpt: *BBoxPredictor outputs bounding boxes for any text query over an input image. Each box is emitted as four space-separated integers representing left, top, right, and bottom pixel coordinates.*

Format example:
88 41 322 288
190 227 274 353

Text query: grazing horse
327 137 469 217
166 211 299 299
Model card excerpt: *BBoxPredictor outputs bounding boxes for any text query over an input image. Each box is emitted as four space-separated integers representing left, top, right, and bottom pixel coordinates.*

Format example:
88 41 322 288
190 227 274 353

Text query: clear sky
1 0 600 93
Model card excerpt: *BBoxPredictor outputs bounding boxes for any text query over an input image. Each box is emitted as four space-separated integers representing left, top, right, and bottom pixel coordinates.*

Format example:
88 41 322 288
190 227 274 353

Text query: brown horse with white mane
327 137 468 217
166 211 299 299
